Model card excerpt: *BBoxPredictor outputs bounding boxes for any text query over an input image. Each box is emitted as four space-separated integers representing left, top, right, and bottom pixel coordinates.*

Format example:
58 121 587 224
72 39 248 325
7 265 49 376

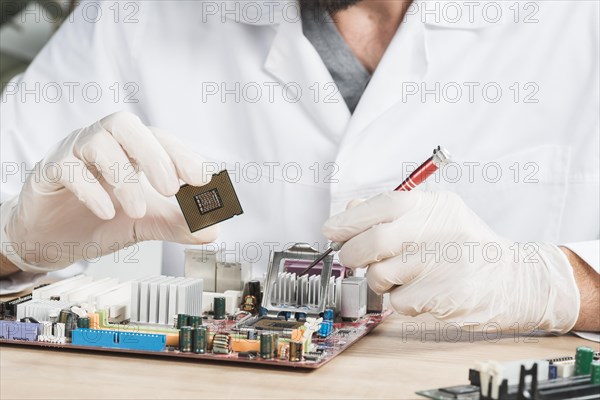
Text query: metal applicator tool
299 146 451 276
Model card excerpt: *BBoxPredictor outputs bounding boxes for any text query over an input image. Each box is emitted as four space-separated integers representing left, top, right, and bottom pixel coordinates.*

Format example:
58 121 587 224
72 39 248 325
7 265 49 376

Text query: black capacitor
260 333 273 359
193 326 207 354
575 346 594 375
77 317 90 329
179 326 193 352
272 333 279 358
58 309 77 341
242 280 262 313
214 297 226 320
247 280 262 303
188 315 202 327
289 341 303 362
177 314 189 329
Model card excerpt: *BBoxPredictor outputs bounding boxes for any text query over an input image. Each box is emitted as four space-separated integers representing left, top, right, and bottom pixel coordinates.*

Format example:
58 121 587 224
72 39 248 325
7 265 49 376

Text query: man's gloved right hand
322 191 580 334
1 111 218 272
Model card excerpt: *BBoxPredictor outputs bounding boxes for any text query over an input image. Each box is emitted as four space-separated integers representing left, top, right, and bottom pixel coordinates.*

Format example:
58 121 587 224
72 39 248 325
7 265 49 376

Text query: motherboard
417 347 600 399
0 243 391 369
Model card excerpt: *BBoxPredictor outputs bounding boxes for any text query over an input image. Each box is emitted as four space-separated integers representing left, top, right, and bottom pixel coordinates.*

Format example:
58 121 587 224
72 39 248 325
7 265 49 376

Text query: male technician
1 0 598 336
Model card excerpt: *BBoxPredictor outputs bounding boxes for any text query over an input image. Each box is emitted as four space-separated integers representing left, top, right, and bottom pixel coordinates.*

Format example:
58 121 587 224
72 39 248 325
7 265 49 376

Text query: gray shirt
301 7 371 113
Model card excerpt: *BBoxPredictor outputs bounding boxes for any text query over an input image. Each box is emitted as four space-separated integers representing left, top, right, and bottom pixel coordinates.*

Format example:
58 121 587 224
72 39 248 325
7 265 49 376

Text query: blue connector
318 308 334 338
72 329 166 351
0 321 39 341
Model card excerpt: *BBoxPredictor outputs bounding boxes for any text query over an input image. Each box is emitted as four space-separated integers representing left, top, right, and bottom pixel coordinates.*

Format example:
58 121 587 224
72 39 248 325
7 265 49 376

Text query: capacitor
260 333 273 359
319 308 334 337
177 314 189 329
575 346 594 375
77 317 90 329
318 320 333 337
192 326 207 354
214 297 226 320
58 309 77 341
58 309 71 324
591 360 600 384
272 333 279 358
289 340 303 362
188 315 202 327
243 280 262 305
323 308 334 320
179 326 193 352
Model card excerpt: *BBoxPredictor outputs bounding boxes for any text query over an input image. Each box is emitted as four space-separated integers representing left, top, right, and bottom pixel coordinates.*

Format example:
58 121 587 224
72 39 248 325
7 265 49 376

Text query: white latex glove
1 112 217 272
323 191 580 334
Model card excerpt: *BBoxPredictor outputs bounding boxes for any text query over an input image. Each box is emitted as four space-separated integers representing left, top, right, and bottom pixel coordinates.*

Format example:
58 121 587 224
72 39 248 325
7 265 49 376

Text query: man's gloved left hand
323 191 580 334
0 112 217 273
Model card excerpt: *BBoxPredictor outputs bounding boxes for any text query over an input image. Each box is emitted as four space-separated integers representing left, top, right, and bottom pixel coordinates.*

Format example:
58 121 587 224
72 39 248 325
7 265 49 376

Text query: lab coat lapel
342 0 500 143
343 11 428 143
263 17 351 141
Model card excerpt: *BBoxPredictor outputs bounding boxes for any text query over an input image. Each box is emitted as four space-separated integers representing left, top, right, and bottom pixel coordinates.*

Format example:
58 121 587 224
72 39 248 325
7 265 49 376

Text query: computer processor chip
175 170 243 232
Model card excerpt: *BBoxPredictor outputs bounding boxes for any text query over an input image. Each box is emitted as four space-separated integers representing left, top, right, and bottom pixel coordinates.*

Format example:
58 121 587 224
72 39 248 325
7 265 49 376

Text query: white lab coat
1 1 598 293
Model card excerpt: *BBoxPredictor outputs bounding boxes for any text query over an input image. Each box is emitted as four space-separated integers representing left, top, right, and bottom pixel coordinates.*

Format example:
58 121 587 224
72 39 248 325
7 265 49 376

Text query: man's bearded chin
301 0 363 13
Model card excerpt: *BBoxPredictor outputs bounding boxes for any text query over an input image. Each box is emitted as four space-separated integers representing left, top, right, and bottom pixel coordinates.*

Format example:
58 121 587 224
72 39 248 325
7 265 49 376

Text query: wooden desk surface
1 312 598 400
